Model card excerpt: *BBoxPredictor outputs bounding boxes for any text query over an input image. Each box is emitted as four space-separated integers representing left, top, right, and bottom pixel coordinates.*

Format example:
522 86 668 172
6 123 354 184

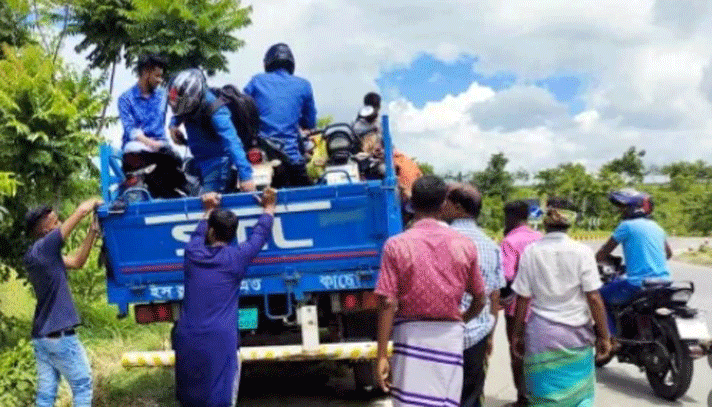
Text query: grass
677 243 712 266
54 303 179 407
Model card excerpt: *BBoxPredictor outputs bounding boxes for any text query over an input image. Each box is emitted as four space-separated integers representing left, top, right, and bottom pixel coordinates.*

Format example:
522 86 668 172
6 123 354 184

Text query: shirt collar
451 218 478 229
411 218 449 229
132 83 158 100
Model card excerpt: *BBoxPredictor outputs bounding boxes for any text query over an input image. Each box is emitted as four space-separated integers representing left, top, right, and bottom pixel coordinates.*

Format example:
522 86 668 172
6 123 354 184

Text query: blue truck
98 116 402 389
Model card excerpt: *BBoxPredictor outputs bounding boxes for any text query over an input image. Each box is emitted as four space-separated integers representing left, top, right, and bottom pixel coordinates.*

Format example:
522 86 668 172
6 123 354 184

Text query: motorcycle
596 256 712 401
305 123 363 185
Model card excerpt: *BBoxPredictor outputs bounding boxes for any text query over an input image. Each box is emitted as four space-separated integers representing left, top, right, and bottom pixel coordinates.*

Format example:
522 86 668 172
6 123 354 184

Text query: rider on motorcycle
244 43 317 188
595 188 673 336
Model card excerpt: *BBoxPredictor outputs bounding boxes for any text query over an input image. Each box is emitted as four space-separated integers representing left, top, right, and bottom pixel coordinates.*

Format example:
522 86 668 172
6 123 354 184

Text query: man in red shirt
374 175 486 407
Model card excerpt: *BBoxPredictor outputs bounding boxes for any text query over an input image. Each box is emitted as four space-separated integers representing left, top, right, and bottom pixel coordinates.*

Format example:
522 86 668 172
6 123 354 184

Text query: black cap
25 205 52 235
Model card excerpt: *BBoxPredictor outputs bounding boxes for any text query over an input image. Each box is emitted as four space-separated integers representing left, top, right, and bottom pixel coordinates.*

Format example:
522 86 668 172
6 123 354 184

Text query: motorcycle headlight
671 289 692 303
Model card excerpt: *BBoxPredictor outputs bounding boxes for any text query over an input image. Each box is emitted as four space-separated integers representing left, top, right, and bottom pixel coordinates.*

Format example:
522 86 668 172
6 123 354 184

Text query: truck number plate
239 308 258 331
676 315 711 340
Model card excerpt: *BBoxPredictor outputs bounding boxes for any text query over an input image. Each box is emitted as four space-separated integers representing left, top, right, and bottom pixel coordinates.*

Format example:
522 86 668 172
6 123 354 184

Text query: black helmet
264 43 295 74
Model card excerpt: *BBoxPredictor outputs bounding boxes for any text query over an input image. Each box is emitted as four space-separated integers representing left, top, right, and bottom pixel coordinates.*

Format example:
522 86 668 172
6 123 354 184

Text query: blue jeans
32 334 93 407
197 157 232 193
599 279 641 336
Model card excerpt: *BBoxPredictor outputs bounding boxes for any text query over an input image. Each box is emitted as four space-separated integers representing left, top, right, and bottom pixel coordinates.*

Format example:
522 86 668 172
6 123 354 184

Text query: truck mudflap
121 341 394 367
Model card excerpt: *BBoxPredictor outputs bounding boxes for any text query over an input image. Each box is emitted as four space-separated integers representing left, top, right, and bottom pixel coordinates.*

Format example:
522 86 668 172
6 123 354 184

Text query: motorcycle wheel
645 319 693 401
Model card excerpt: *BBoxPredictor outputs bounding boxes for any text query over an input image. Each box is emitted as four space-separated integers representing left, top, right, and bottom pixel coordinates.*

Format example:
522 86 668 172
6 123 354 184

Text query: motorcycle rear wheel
645 319 693 401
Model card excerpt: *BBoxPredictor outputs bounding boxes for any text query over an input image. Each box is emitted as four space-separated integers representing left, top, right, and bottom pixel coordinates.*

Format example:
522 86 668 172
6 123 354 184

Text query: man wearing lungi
374 175 486 407
174 188 276 407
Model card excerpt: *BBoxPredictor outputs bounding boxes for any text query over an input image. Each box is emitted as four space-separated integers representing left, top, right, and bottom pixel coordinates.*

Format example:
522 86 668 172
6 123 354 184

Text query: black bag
201 85 261 150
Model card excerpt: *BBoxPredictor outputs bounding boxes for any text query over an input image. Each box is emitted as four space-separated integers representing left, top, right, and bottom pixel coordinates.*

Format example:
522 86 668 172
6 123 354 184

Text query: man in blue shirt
168 69 255 193
118 54 186 198
596 189 672 335
442 183 506 407
24 197 103 407
174 188 275 406
244 43 317 188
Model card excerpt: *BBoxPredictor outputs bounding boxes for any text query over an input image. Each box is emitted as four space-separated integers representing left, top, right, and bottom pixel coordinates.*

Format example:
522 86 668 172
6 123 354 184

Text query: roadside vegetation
677 243 712 267
0 0 711 406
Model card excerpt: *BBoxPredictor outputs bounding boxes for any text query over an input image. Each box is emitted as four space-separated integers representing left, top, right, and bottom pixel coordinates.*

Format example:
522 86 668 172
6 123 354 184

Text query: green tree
688 192 712 235
0 0 32 55
67 0 252 133
661 160 712 179
471 152 514 201
535 163 623 228
418 162 434 176
600 146 645 184
69 0 252 75
0 44 108 266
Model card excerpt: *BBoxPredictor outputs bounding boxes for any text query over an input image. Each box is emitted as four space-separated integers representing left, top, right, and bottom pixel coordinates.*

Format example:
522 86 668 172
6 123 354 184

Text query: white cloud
61 0 712 173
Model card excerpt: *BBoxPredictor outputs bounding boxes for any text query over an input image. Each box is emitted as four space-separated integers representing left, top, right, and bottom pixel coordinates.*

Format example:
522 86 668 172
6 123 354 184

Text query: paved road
238 239 712 407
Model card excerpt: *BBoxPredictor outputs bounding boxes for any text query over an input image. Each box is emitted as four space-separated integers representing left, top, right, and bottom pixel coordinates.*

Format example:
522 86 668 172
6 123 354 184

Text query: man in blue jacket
244 43 317 188
168 69 256 193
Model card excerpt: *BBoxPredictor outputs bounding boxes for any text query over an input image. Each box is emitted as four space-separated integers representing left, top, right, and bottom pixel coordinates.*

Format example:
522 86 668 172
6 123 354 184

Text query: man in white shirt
510 198 610 406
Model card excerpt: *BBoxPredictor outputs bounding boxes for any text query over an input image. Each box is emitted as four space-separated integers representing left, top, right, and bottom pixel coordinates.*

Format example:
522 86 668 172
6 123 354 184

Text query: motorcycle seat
641 279 672 289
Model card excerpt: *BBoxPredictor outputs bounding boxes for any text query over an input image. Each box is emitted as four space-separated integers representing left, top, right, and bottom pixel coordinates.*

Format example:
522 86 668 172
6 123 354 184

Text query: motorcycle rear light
247 148 263 165
360 292 378 310
340 292 378 312
342 294 358 310
135 303 174 324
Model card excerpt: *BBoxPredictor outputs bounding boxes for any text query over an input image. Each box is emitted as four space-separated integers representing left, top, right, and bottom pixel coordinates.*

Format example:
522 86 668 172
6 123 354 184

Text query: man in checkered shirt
443 183 506 407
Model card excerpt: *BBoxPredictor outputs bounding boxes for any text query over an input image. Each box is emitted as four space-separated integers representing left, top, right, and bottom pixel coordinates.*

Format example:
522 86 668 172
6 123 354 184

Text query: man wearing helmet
244 43 317 188
596 189 673 337
168 69 256 193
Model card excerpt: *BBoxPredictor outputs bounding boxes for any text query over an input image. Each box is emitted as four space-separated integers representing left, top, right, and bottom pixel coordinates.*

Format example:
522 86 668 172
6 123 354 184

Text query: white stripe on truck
143 201 332 225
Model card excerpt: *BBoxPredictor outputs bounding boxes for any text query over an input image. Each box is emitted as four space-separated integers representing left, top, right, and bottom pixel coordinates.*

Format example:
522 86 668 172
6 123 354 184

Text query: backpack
199 85 261 150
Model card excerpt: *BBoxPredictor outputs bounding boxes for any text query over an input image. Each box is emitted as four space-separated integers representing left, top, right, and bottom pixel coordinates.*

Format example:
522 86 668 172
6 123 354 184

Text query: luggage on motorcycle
202 85 261 150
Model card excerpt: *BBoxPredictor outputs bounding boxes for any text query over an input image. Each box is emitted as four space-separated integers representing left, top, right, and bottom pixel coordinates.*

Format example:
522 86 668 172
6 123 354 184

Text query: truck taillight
343 294 358 310
340 292 378 312
247 148 263 165
135 303 174 324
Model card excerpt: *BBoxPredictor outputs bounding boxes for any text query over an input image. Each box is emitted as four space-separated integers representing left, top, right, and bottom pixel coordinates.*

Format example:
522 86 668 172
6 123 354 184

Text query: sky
63 0 712 175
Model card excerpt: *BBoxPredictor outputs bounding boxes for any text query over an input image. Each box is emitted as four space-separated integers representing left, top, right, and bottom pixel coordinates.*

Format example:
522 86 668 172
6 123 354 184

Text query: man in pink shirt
374 175 486 407
500 200 542 407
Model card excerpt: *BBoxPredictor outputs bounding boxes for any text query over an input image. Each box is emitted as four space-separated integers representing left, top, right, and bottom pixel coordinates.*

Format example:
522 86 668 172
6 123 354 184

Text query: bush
0 339 36 407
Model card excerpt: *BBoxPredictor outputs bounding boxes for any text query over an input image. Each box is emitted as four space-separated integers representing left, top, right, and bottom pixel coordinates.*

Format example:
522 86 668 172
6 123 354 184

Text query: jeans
197 157 232 193
600 279 641 335
32 334 93 407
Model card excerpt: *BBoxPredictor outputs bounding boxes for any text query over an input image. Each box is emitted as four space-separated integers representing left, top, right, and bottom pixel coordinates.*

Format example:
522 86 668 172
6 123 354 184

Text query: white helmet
168 69 206 116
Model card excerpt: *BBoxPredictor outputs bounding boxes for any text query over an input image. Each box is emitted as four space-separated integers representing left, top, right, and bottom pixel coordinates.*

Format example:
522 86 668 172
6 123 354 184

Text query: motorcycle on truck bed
97 116 402 391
